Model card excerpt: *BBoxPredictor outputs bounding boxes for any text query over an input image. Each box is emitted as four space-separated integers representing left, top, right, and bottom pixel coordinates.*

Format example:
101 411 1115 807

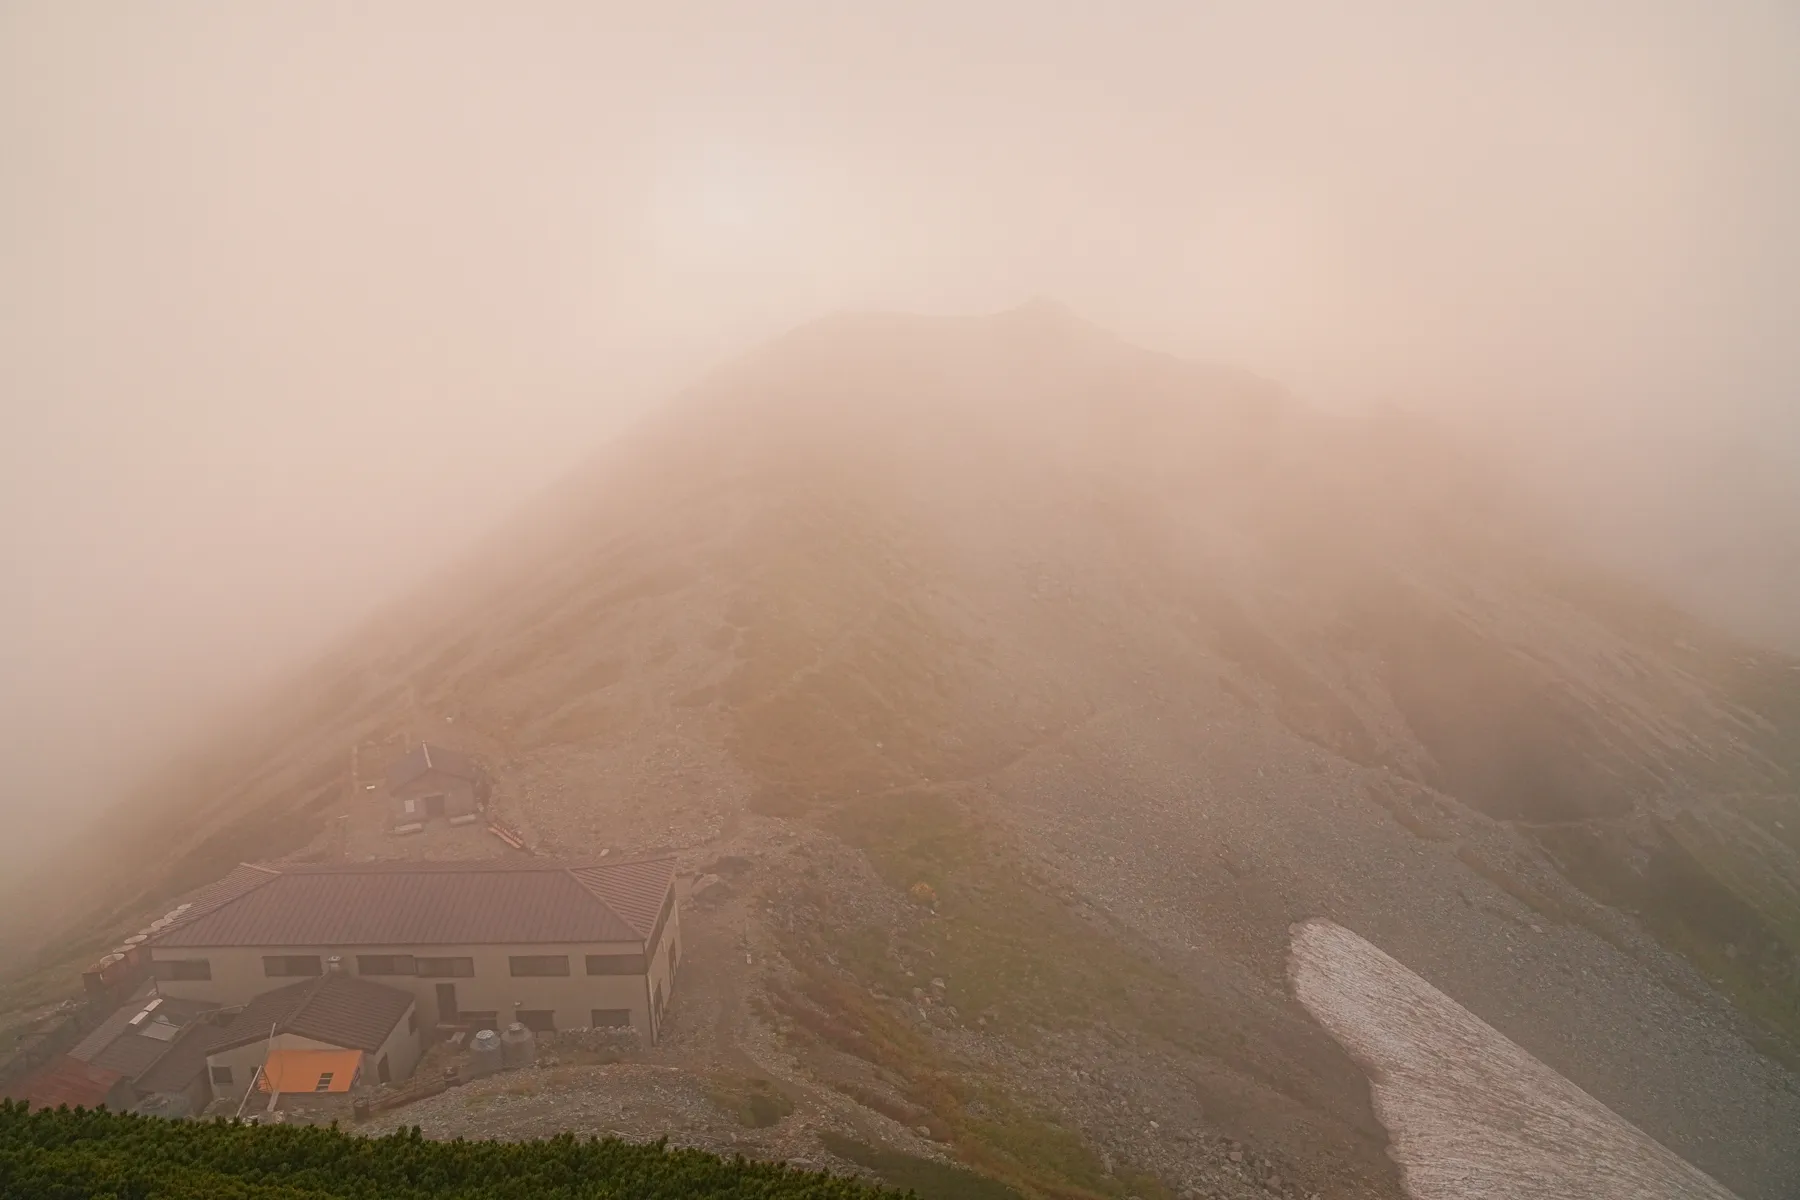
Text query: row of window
155 952 652 982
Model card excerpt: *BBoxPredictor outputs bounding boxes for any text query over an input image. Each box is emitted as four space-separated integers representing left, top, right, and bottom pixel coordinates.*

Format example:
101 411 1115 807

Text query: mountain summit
17 307 1800 1197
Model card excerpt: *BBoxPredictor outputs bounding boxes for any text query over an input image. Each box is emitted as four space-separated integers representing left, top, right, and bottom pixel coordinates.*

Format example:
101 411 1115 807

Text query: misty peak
989 295 1101 340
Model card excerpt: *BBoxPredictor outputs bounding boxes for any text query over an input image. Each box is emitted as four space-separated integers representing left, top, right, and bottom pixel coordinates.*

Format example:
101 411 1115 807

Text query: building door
435 983 458 1023
424 794 447 818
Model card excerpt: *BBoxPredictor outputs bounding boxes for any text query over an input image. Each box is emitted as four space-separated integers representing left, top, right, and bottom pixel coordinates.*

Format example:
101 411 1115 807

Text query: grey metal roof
67 996 218 1079
153 857 676 949
385 742 478 790
206 974 414 1055
130 1022 216 1096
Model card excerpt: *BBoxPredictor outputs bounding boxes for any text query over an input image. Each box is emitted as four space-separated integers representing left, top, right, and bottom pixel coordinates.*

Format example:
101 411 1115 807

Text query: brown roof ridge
241 854 676 874
559 863 643 939
574 852 677 869
160 862 283 933
565 857 677 940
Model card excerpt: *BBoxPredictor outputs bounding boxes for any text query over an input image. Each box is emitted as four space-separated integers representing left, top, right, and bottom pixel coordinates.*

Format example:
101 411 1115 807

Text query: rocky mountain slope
10 302 1800 1197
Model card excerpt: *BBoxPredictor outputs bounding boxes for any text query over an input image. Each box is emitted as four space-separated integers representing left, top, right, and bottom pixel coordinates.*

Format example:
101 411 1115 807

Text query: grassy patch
762 795 1195 1200
1660 917 1800 1070
1455 845 1589 929
820 1133 1023 1200
1665 814 1800 952
769 951 1159 1200
1533 813 1800 1066
821 791 1190 1041
1723 657 1800 781
825 1081 933 1132
1656 817 1800 1063
705 1075 796 1128
1365 780 1454 842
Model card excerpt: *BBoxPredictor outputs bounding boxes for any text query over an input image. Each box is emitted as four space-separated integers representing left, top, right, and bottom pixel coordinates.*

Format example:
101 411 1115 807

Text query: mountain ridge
5 303 1799 1197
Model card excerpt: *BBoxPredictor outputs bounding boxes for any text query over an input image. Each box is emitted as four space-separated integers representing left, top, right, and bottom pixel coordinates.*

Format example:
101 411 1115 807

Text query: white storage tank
500 1022 536 1069
468 1029 503 1078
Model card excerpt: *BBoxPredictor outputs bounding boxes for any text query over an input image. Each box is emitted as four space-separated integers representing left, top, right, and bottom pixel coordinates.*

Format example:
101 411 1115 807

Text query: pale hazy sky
3 2 1798 865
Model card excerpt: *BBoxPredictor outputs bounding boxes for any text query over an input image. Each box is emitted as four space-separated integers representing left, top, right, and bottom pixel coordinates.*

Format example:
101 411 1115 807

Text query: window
416 957 474 978
403 797 417 814
357 954 416 976
407 1010 418 1034
377 1055 391 1085
591 1008 632 1028
210 1065 233 1086
154 958 212 982
508 955 570 977
515 1009 556 1033
263 955 322 978
585 953 647 976
653 981 664 1017
314 1072 334 1092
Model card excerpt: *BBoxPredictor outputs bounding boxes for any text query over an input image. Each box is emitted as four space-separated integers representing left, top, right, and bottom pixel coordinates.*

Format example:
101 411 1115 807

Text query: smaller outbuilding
203 969 422 1101
385 742 482 830
66 995 218 1082
128 970 421 1116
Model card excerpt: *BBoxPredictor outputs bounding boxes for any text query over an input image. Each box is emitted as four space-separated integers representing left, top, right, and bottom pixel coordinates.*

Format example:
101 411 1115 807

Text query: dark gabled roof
67 996 218 1079
385 742 478 790
2 1055 124 1109
152 857 676 949
207 974 414 1056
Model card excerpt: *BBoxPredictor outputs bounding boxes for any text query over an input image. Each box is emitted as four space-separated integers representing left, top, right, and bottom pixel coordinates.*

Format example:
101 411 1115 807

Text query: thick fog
3 1 1797 876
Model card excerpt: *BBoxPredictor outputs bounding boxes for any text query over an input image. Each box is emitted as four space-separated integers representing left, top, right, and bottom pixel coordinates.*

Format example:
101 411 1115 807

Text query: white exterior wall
370 1006 423 1084
646 900 681 1041
149 926 673 1042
